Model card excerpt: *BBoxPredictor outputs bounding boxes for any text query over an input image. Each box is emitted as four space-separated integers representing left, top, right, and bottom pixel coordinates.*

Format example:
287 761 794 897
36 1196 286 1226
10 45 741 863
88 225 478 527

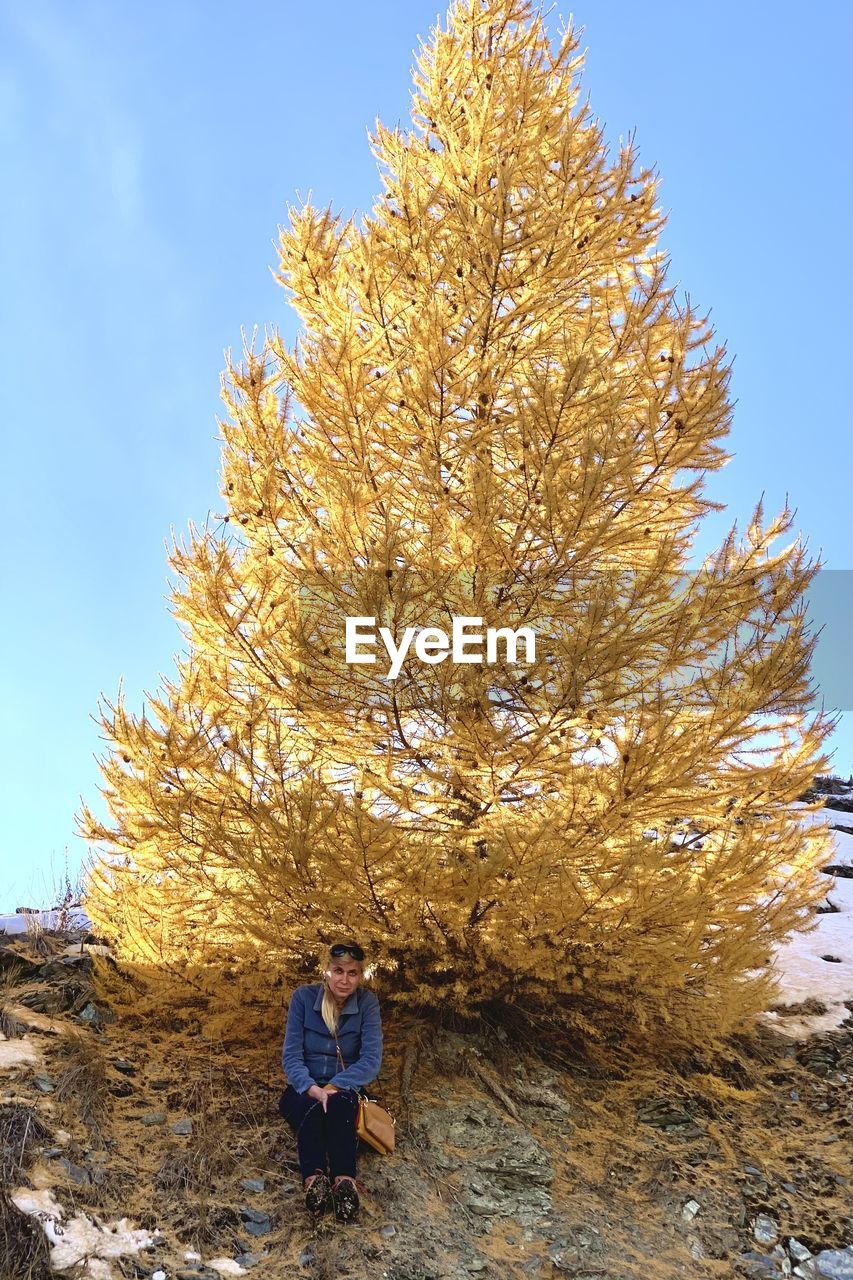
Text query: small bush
0 1105 52 1183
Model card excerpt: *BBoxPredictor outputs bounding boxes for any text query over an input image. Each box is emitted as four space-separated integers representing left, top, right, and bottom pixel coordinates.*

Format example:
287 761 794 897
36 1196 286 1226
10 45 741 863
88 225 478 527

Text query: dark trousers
278 1085 360 1182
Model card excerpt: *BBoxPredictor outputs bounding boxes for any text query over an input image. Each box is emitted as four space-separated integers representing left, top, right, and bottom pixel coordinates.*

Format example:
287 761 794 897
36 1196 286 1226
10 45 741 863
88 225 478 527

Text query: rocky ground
3 775 853 1280
1 923 852 1280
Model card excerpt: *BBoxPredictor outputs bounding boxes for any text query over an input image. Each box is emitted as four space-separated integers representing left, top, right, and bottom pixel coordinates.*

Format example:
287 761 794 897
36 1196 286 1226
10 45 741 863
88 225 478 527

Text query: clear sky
1 1 850 911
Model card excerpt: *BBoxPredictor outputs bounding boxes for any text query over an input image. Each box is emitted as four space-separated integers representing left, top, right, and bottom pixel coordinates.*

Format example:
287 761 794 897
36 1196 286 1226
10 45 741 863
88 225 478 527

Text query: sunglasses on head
329 942 365 961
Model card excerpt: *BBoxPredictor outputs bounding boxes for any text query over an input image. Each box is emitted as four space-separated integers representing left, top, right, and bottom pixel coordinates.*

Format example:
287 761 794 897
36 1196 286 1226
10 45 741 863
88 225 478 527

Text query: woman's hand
306 1084 337 1111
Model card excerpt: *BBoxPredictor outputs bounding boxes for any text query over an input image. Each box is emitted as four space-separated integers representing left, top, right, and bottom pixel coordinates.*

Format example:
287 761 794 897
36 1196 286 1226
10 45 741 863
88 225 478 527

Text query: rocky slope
1 928 851 1280
2 780 852 1280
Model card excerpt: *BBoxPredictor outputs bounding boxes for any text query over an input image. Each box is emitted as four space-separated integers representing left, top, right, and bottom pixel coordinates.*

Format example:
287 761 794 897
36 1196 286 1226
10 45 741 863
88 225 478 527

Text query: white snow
10 1187 156 1278
178 1255 246 1277
792 803 852 868
0 1035 40 1070
61 941 110 957
761 800 853 1038
86 1263 115 1280
0 906 91 935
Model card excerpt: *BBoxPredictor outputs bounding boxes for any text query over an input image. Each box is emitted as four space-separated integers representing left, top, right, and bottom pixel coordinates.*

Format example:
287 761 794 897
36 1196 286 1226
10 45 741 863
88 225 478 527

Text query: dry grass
17 919 53 960
170 1200 243 1252
50 1166 137 1215
0 1006 23 1039
0 1105 52 1184
0 956 31 987
154 1117 238 1196
156 1078 241 1186
0 1192 52 1280
51 1032 110 1145
152 1074 244 1251
768 996 829 1017
0 963 30 1039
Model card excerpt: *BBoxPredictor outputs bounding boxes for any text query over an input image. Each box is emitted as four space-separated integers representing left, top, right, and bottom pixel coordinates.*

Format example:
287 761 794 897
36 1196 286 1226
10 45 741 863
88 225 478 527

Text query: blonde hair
320 956 364 1035
320 982 340 1035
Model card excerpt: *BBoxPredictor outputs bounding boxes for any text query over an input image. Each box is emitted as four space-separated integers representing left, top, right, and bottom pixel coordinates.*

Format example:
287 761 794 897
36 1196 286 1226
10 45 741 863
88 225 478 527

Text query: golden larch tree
79 0 835 1052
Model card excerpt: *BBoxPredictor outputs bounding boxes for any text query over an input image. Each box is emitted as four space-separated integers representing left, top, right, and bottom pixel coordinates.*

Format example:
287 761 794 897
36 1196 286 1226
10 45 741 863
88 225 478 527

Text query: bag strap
331 1003 386 1105
333 1025 347 1072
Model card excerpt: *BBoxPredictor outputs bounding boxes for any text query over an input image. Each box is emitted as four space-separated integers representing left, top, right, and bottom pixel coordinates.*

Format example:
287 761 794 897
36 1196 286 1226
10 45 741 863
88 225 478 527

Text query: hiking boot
303 1169 331 1214
331 1175 361 1222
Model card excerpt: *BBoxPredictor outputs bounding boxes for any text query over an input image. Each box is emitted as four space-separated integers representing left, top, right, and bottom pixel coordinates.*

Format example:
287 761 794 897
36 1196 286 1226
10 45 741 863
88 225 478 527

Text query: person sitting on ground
278 941 383 1221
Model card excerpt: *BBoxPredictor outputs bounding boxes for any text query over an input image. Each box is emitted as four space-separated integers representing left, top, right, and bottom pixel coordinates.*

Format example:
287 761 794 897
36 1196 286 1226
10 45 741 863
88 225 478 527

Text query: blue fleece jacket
281 982 383 1094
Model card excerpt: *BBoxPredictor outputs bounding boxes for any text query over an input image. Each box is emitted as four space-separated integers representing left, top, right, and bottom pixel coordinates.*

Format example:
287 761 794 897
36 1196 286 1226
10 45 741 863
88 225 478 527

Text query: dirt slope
1 931 851 1280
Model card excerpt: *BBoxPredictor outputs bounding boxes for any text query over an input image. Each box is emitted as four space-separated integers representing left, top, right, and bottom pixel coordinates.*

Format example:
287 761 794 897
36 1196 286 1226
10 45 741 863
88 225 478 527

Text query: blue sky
1 1 850 910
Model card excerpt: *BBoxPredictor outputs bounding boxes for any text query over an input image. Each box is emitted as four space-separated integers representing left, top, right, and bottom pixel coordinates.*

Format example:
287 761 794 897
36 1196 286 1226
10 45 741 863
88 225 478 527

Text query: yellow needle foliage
79 0 836 1052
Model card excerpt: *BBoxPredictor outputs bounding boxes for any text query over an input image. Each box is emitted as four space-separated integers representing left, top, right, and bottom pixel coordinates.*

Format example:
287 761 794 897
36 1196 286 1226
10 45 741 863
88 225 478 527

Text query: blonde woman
278 942 383 1221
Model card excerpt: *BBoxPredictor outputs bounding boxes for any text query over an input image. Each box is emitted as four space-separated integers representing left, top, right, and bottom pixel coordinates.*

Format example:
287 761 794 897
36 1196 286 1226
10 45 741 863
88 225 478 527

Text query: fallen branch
465 1053 521 1121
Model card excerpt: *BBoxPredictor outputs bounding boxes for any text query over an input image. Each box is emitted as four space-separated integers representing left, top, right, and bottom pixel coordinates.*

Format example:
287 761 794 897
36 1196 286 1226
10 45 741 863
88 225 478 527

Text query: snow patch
61 941 111 957
11 1186 156 1276
0 1035 40 1070
761 805 853 1038
0 907 91 934
86 1262 115 1280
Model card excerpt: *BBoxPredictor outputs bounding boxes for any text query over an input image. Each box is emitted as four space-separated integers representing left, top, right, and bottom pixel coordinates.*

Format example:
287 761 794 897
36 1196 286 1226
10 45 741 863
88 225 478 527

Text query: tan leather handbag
355 1093 396 1156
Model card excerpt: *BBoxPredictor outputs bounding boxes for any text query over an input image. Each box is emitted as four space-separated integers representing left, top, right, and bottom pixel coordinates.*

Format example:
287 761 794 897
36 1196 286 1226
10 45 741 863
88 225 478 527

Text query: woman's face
326 957 362 1003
